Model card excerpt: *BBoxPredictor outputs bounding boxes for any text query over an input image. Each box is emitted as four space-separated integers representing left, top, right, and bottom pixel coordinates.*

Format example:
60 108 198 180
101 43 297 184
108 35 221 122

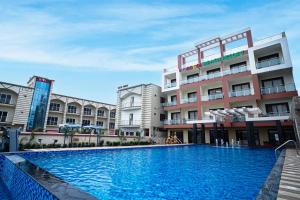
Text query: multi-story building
115 84 164 138
162 28 298 146
0 76 116 135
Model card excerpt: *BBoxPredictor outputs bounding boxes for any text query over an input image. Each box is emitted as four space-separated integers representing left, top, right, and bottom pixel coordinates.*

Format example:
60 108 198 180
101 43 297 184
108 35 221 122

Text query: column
246 30 253 48
201 124 206 144
62 98 68 124
220 123 225 143
193 123 198 144
213 122 218 145
276 120 285 144
246 121 255 146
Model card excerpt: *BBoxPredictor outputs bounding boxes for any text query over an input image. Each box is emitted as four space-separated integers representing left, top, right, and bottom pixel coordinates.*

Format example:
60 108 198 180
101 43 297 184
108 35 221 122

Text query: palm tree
63 127 69 146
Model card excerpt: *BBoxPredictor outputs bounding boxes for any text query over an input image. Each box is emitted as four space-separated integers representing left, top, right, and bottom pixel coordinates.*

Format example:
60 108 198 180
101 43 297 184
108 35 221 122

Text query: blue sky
0 0 299 104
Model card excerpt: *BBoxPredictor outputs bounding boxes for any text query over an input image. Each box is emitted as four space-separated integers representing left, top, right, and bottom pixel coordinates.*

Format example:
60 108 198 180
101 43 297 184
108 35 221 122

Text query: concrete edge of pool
0 144 288 200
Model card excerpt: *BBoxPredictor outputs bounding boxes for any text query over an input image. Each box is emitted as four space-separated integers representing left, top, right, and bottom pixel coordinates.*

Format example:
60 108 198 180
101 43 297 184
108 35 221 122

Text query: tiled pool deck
277 149 300 200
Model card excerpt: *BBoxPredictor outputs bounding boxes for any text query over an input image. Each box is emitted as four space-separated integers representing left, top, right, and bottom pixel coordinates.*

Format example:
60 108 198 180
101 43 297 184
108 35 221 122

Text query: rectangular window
188 111 197 120
84 107 92 115
187 92 197 99
144 129 150 137
171 79 176 84
208 87 223 95
96 121 103 126
170 95 177 102
129 113 133 125
232 83 250 91
0 111 8 122
68 105 77 113
262 77 284 88
0 94 11 104
207 68 220 75
230 61 247 70
49 103 60 111
187 73 199 80
47 116 58 125
97 109 105 117
266 103 289 115
130 96 134 106
82 120 90 126
171 112 180 120
110 112 115 118
160 114 166 121
109 123 115 129
258 53 279 62
66 118 75 124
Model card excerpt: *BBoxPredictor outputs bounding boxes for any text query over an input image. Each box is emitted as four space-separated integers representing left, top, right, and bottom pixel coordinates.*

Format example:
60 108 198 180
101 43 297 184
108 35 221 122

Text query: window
171 112 180 120
232 83 250 91
84 107 92 115
170 95 177 103
68 105 77 113
82 120 90 126
171 79 176 84
160 114 166 121
258 53 279 62
96 121 103 126
109 123 115 129
262 77 284 88
207 68 220 75
130 96 134 106
110 112 115 118
0 111 8 122
187 92 197 99
66 118 75 124
0 94 11 104
144 129 149 137
129 113 133 125
209 108 224 111
230 61 247 70
188 111 197 120
187 73 199 80
47 116 58 125
97 109 105 117
208 88 223 95
266 103 289 115
49 103 60 111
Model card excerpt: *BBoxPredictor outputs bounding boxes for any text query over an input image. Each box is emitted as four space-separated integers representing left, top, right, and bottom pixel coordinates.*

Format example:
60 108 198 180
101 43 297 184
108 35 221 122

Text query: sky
0 0 299 104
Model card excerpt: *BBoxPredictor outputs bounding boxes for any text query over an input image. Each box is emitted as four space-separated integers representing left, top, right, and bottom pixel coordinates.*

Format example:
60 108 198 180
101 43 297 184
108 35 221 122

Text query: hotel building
0 76 116 135
162 28 298 146
115 84 164 138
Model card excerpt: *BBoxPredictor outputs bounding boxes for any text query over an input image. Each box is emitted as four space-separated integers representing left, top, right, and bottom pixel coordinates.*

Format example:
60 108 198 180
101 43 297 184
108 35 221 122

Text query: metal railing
164 82 177 89
181 97 197 104
164 119 182 125
122 102 141 108
275 140 300 159
259 111 290 117
256 57 283 69
201 93 224 101
180 66 249 85
261 83 296 95
119 120 141 126
162 101 177 107
229 88 254 97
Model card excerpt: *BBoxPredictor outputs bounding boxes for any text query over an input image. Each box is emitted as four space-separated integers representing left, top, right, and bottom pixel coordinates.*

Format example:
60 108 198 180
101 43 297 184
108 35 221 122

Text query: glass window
232 83 250 91
82 120 90 126
0 94 12 104
47 116 58 125
230 61 247 70
171 112 180 120
97 109 105 116
187 73 199 80
110 112 115 118
109 123 115 129
96 121 103 126
66 118 75 124
49 103 60 111
262 77 284 88
208 87 222 95
84 107 92 115
0 111 8 122
188 111 197 120
188 92 197 99
266 103 289 115
207 68 220 75
171 79 176 84
68 105 77 113
258 53 279 62
171 95 177 102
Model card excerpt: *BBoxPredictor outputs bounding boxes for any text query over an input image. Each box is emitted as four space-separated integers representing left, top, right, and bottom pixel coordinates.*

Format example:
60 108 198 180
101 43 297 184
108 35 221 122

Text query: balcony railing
164 119 182 125
259 111 290 117
229 88 254 97
119 120 141 126
256 57 283 69
201 93 224 101
164 82 177 89
180 66 249 85
181 97 197 104
122 102 141 109
162 101 177 107
261 84 296 95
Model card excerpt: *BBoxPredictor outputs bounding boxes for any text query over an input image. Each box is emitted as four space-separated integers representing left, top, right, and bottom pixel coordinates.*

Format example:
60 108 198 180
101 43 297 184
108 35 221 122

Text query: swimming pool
24 145 275 200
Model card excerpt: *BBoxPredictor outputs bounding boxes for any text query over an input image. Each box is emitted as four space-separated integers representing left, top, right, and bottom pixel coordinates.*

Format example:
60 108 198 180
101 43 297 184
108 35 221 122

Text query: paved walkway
277 149 300 200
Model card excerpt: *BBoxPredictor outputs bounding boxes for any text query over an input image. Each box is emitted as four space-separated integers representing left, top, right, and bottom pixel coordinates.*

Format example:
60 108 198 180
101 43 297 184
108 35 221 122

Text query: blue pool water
26 145 275 200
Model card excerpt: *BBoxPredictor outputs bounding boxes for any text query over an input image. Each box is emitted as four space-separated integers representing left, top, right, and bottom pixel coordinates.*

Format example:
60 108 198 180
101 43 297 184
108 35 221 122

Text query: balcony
162 101 177 107
256 57 283 69
119 120 141 127
229 88 254 97
164 82 177 89
261 111 290 117
201 93 224 101
121 102 141 110
180 66 249 85
180 97 197 104
261 83 296 95
164 119 182 125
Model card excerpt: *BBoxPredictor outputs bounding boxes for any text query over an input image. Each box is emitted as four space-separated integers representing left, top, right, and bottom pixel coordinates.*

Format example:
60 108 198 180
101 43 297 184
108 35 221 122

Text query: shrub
97 140 104 146
42 144 47 148
106 141 112 146
63 144 67 148
112 141 120 146
56 144 61 148
85 142 89 147
72 143 78 148
68 143 73 148
78 143 82 147
90 143 95 147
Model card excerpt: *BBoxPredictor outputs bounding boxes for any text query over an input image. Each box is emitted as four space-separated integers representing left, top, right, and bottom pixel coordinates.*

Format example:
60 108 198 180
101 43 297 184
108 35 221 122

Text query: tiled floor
277 149 300 200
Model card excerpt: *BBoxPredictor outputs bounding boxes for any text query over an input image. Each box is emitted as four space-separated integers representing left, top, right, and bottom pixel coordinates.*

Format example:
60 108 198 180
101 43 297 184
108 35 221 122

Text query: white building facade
115 84 164 138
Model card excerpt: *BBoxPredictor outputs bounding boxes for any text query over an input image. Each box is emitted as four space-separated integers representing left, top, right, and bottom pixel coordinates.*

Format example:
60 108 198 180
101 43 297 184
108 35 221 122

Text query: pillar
213 122 218 145
276 120 285 144
246 121 255 146
220 123 225 142
201 124 206 144
193 123 198 144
